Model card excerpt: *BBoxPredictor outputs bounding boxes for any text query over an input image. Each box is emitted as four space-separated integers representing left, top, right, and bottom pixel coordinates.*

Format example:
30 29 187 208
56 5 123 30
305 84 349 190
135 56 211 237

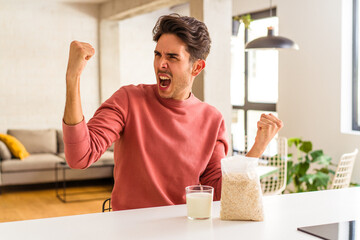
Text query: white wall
203 0 232 151
232 0 279 16
278 0 360 184
0 1 100 131
118 4 189 87
233 0 360 183
118 8 170 87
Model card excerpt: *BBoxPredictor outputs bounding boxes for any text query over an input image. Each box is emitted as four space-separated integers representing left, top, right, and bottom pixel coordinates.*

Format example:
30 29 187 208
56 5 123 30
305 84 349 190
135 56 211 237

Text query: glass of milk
185 185 214 220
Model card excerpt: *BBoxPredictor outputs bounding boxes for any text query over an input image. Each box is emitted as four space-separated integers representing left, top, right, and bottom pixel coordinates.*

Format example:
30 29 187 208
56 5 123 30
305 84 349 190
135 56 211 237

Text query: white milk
186 192 212 219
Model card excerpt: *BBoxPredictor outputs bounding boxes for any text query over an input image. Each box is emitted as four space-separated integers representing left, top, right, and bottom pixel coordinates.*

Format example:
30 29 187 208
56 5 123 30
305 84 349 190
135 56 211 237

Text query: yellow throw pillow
0 134 30 160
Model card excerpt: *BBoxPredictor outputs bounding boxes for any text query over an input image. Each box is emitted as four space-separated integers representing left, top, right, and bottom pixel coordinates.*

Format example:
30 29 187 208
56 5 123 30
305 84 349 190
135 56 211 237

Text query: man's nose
159 58 168 69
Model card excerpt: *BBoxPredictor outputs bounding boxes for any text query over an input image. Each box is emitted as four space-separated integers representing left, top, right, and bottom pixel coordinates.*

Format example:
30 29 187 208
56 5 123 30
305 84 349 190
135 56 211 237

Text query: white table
1 188 360 240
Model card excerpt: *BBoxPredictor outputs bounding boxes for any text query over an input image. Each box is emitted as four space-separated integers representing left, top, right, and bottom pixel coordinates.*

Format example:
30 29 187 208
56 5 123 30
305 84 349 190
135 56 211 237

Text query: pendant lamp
245 0 299 50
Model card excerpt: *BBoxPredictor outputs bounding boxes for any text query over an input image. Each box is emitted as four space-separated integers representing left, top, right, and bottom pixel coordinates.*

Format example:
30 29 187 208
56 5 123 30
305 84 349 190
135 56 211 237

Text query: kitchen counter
1 187 359 239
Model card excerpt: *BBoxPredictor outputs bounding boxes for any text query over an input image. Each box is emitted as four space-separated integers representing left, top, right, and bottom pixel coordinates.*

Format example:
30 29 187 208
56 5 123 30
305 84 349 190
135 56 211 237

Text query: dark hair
152 13 211 61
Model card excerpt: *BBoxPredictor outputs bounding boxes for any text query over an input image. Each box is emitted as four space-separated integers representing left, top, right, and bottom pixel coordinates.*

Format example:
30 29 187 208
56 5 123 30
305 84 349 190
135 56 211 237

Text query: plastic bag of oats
220 155 264 221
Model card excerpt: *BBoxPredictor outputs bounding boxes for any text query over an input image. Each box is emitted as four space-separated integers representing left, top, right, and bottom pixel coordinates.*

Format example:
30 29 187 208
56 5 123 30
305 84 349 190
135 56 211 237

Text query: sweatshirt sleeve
199 118 228 201
62 87 129 169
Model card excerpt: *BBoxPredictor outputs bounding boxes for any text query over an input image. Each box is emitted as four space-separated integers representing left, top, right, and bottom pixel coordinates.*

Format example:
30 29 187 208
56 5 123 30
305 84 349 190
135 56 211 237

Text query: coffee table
55 161 114 203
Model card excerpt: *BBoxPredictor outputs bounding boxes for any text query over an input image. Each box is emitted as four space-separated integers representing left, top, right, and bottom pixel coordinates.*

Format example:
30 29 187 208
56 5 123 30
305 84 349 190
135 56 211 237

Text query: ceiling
0 0 112 3
53 0 110 2
62 0 110 2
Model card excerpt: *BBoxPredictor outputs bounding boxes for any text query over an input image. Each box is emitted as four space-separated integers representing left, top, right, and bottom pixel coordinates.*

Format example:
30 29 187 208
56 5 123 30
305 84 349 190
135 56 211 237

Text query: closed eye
154 50 179 60
154 50 161 57
167 53 179 60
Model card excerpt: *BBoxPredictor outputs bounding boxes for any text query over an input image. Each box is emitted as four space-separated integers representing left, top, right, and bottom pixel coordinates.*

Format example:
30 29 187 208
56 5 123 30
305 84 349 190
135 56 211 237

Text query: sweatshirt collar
152 84 199 108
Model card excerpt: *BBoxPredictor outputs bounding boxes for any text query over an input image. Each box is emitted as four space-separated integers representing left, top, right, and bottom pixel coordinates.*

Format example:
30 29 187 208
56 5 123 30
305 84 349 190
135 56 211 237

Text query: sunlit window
353 0 360 130
231 10 278 156
231 23 245 106
248 17 278 104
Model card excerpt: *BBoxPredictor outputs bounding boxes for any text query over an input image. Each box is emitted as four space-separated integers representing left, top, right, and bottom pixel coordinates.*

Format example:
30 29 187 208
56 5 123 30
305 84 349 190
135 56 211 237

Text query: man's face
153 33 195 100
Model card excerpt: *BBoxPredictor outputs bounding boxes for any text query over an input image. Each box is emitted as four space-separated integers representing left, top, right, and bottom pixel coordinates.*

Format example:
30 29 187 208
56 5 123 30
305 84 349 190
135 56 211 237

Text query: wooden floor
0 179 113 223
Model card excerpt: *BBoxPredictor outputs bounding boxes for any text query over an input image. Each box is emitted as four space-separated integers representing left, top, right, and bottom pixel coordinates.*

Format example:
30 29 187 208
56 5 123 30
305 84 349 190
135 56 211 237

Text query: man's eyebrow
166 53 179 58
154 50 179 57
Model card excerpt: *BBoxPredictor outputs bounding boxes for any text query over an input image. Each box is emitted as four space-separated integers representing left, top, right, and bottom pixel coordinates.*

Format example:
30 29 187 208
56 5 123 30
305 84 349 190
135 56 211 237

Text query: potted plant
286 138 335 193
232 14 252 36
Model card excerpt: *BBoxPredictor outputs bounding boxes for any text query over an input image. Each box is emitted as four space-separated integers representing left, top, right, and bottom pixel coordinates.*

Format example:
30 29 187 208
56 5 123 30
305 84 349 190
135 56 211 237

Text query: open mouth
159 75 171 90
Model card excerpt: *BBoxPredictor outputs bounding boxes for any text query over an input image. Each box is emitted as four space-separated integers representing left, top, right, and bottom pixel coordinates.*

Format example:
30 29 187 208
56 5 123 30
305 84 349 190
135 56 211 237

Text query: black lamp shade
245 27 299 50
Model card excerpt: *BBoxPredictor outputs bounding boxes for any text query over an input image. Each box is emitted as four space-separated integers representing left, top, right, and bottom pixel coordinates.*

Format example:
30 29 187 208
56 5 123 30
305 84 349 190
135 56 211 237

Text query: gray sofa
0 129 114 189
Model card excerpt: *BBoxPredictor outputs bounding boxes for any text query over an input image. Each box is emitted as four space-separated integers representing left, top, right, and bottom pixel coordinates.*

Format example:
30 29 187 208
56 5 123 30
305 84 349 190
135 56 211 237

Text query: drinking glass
185 185 213 220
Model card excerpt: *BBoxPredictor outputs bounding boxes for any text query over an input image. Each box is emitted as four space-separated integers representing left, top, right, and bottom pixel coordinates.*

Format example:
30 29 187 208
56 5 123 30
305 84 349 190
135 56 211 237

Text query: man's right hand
63 41 94 125
66 41 95 82
246 114 283 158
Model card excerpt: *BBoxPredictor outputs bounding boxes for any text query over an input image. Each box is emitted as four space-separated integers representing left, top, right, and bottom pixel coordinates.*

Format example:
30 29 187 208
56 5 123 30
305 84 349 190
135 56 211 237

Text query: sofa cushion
97 151 114 165
0 134 30 160
57 152 65 159
8 129 57 154
1 154 64 172
0 140 12 160
57 130 64 153
57 151 114 165
108 143 114 152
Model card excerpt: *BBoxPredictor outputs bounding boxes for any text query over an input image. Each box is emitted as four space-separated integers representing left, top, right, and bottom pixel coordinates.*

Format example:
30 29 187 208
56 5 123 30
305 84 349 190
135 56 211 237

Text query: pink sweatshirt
62 84 228 211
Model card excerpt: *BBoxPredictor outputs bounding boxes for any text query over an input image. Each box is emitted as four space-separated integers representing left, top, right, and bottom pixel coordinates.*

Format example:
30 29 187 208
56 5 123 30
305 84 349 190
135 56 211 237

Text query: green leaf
314 172 330 186
286 161 294 185
300 174 316 185
301 172 330 191
285 137 334 193
288 138 302 148
350 182 360 187
287 177 293 185
316 168 335 176
239 14 253 29
312 155 332 166
316 168 330 174
305 176 319 191
307 185 318 191
293 176 302 191
310 150 323 159
295 162 309 176
299 141 312 153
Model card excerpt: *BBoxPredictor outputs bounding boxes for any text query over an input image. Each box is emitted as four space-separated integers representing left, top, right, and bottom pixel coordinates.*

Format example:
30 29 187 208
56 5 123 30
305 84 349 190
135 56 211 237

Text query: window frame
352 0 360 131
232 8 277 154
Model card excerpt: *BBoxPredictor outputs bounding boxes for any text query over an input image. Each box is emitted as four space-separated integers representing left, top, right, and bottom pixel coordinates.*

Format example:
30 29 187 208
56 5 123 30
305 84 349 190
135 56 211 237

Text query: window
231 9 279 156
353 0 360 130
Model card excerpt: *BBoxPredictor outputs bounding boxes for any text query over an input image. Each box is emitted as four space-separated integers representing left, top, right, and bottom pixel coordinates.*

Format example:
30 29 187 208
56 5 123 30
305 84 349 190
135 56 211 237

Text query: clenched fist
66 41 95 82
255 113 283 146
246 113 283 158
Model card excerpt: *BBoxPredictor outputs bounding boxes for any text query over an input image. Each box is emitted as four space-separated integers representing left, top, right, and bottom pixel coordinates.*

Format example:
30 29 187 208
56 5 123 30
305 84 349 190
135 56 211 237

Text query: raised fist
246 113 284 158
255 113 283 148
66 41 95 81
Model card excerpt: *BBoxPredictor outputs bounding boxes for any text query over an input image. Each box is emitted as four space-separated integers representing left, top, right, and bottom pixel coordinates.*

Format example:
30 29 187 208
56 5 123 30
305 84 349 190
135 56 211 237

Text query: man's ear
191 59 206 77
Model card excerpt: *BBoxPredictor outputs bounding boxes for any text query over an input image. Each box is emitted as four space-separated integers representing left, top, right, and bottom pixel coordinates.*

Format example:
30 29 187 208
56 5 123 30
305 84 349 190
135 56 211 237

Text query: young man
63 14 282 211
